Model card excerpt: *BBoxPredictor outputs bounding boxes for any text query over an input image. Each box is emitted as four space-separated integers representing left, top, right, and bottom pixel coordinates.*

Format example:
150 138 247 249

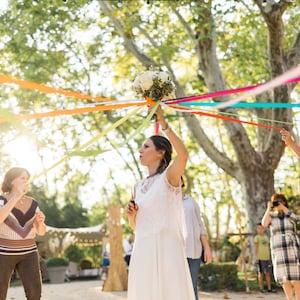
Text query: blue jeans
187 257 202 300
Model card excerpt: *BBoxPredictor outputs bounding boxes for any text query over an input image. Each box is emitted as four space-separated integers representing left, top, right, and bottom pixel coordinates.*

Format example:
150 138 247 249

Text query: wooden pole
102 204 128 291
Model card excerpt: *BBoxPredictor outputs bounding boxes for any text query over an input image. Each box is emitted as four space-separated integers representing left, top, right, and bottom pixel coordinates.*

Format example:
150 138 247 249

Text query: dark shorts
258 260 272 273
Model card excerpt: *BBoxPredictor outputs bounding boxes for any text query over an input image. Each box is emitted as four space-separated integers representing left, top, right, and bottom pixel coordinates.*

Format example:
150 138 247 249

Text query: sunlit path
8 279 286 300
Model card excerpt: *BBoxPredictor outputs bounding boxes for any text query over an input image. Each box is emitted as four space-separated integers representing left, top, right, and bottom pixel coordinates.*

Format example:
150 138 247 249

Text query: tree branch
286 31 300 71
172 8 195 41
184 113 241 181
99 1 156 68
192 2 255 171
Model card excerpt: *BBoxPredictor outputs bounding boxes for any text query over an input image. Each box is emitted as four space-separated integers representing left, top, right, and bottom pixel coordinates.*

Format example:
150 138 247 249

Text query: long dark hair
1 167 30 194
149 135 172 174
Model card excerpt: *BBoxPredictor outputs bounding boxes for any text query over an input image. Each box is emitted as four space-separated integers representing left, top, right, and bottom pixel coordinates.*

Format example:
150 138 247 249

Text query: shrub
65 245 85 263
199 262 239 291
80 259 93 269
46 257 69 267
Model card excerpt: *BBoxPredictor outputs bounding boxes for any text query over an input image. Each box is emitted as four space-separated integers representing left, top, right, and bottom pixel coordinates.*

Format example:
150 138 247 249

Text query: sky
0 1 7 14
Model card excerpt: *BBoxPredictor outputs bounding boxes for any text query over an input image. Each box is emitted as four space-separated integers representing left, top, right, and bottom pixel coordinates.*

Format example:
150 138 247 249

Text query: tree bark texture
102 204 128 291
99 1 300 236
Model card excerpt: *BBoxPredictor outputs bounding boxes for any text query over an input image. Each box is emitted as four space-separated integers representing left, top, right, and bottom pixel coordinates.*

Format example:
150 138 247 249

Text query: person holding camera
262 193 300 300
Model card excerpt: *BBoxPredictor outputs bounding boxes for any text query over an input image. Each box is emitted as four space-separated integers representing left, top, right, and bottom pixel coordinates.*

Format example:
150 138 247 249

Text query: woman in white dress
125 105 195 300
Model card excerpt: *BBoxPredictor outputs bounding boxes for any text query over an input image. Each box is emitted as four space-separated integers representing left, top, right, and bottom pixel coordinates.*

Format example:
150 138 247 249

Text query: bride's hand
125 200 138 216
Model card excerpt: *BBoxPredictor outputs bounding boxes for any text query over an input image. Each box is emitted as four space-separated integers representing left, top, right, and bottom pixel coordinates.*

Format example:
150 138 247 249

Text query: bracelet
162 123 169 131
162 123 172 134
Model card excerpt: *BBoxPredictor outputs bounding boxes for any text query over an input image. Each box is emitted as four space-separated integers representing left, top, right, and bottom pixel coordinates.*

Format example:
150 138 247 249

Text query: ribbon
178 102 300 108
31 106 143 180
216 66 300 109
165 76 300 106
0 101 147 123
0 74 112 102
121 101 160 145
168 105 284 131
1 68 299 182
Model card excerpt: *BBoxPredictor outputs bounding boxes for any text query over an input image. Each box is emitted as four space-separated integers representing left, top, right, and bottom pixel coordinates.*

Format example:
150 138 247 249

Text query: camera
272 200 280 207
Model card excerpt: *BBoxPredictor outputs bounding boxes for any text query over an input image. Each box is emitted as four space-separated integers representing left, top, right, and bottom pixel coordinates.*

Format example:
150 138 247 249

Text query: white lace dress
127 171 195 300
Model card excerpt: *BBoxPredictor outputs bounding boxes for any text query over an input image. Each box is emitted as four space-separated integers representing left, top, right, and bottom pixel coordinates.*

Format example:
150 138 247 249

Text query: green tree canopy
0 0 299 240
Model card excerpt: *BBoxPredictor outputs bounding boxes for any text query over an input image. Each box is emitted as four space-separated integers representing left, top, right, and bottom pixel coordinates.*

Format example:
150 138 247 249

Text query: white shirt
183 194 207 259
123 239 133 255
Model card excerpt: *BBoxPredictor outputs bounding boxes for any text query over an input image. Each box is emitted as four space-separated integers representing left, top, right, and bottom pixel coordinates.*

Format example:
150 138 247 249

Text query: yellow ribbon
31 106 143 180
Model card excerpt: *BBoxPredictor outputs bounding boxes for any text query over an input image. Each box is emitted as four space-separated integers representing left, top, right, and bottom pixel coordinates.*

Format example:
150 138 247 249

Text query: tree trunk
190 1 292 236
242 168 275 232
99 0 299 239
102 204 128 291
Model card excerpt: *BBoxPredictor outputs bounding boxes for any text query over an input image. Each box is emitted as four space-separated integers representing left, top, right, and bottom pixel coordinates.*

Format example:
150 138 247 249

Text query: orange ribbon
169 105 283 131
0 74 113 102
0 101 148 123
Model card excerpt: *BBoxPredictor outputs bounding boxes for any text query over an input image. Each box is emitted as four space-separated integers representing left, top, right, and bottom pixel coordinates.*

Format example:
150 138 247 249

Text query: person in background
101 241 110 280
39 251 50 283
280 128 300 157
262 193 300 300
125 105 194 300
254 222 273 293
0 167 46 300
123 235 134 266
182 184 212 300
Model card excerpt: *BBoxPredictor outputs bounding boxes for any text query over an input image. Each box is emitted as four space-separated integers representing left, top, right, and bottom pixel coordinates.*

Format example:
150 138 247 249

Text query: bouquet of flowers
133 70 176 100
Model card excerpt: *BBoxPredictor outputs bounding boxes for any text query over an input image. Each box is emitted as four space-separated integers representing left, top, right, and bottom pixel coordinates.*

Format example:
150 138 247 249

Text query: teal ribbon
178 102 300 108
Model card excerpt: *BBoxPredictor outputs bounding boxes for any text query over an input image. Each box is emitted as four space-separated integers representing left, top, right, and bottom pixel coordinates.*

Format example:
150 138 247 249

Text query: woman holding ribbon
281 128 300 157
125 104 194 300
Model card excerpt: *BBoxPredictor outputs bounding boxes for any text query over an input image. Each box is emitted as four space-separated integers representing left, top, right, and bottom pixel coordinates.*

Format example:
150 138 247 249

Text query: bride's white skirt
127 229 195 300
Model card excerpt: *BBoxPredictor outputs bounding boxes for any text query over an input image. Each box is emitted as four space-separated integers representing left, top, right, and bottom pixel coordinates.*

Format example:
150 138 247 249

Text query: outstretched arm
155 105 188 187
281 129 300 158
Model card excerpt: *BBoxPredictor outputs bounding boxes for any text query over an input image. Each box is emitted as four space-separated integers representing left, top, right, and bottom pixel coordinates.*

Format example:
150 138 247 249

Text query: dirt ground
7 280 287 300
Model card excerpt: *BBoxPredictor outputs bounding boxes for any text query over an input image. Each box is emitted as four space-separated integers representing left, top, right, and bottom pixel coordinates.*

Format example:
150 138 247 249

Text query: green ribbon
32 106 143 180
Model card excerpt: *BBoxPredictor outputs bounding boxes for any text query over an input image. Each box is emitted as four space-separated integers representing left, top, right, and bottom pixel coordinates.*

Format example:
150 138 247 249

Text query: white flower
158 71 170 83
133 69 176 100
162 90 176 100
140 71 156 90
133 71 155 94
